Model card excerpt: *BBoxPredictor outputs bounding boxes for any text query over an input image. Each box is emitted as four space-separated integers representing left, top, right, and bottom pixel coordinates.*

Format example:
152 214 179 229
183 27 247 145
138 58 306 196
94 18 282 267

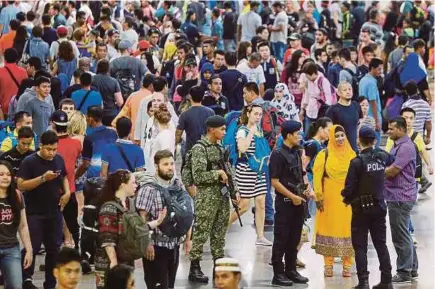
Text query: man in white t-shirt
237 52 266 95
268 2 288 63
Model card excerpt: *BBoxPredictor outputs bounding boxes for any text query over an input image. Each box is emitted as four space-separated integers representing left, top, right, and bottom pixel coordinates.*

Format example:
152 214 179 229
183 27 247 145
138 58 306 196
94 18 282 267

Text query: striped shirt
402 96 431 135
384 135 417 202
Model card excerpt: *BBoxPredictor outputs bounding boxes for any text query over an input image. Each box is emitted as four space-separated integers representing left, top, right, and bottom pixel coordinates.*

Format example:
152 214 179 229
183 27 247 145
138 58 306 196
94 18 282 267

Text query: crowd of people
0 0 433 289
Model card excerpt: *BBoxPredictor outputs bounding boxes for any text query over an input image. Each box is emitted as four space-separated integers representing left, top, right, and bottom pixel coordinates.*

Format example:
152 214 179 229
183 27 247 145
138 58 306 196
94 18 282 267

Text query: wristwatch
40 175 46 183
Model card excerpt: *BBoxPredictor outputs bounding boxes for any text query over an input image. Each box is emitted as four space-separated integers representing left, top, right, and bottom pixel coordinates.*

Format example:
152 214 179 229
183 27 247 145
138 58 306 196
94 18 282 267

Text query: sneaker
418 180 432 194
411 271 418 280
411 234 418 245
23 280 38 289
391 274 411 283
255 237 273 246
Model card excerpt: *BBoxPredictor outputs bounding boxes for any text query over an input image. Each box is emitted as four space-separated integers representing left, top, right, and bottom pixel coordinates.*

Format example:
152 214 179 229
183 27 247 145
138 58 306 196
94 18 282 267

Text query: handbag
19 40 31 67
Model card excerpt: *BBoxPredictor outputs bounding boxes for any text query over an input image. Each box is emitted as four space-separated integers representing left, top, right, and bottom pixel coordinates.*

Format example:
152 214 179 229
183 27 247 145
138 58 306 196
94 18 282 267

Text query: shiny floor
23 182 434 289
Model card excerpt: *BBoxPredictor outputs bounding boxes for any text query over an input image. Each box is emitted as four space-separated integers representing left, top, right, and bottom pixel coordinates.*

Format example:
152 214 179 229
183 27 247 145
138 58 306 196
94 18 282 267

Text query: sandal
324 266 333 277
296 259 306 268
342 268 351 277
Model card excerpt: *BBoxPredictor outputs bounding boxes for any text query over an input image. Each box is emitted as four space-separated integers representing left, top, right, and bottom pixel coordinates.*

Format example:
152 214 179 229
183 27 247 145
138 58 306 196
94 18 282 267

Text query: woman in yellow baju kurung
313 125 355 277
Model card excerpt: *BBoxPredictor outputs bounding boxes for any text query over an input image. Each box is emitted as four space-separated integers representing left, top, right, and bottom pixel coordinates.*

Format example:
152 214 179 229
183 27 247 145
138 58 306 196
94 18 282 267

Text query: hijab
274 82 295 103
325 125 356 181
200 62 215 83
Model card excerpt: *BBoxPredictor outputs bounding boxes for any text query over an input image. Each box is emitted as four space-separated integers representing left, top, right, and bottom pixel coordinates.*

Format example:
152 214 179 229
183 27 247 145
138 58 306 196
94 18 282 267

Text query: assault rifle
218 149 243 227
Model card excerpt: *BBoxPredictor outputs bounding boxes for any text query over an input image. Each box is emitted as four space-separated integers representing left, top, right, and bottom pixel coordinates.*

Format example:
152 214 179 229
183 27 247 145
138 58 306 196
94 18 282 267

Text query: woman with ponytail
95 170 166 289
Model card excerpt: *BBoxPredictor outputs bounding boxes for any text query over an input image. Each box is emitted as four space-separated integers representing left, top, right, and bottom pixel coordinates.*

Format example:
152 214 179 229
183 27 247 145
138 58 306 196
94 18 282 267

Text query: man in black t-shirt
202 76 230 117
222 2 237 52
17 131 70 289
0 127 35 174
176 85 215 161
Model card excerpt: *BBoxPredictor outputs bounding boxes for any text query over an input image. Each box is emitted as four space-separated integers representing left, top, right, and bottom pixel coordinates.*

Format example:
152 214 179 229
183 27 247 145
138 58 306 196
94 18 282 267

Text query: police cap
359 126 376 139
206 115 226 128
281 120 302 137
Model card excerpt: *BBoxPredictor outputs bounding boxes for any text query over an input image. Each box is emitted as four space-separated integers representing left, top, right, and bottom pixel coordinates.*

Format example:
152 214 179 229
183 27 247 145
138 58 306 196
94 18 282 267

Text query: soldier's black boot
352 279 370 289
188 260 209 283
372 282 393 289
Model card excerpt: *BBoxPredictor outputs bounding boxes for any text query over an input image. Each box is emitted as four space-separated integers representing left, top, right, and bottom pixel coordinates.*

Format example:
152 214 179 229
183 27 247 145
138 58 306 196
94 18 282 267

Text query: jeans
143 246 180 289
265 170 274 221
0 245 22 289
22 212 63 289
303 116 316 138
224 39 236 52
271 42 286 63
387 201 418 279
375 131 381 148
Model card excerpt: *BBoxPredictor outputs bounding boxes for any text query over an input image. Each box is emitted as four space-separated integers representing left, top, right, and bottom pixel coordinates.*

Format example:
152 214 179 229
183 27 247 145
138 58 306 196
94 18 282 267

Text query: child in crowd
271 83 300 122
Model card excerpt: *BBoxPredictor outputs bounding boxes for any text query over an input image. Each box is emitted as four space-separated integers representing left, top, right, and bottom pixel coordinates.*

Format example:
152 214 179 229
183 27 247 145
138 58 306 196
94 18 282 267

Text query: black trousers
63 193 80 250
271 196 304 274
143 245 180 289
351 204 392 283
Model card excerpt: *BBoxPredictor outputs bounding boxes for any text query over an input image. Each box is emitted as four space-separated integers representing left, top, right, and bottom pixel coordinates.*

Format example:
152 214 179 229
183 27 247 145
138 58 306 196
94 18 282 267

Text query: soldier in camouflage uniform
186 115 239 284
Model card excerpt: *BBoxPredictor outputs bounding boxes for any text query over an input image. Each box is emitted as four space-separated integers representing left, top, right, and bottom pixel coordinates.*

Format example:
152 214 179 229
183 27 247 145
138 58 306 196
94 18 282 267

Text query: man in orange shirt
111 74 155 137
0 19 20 55
0 48 27 117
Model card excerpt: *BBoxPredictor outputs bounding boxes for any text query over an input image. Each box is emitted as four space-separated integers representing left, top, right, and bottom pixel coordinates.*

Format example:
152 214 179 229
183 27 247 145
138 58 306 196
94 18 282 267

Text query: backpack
260 101 285 149
410 132 423 179
239 125 271 175
384 94 406 121
81 177 106 236
161 59 176 86
107 200 150 262
0 121 15 145
343 68 359 101
317 76 337 118
222 111 242 166
304 139 323 173
181 139 212 187
384 62 405 98
141 181 194 238
115 69 136 101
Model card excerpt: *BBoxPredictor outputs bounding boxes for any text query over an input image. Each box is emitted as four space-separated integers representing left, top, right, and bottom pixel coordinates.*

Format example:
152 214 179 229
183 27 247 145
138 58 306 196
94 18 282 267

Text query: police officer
186 115 239 284
269 120 310 286
342 126 394 289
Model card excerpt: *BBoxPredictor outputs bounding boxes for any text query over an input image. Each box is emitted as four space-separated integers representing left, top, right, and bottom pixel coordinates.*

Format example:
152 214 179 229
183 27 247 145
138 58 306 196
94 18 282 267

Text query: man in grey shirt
388 35 409 71
16 87 54 112
237 2 261 42
23 76 55 142
338 48 357 83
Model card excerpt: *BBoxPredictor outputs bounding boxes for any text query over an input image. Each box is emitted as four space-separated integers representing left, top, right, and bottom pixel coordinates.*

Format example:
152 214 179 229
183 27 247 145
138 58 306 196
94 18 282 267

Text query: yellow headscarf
325 125 356 181
163 33 177 62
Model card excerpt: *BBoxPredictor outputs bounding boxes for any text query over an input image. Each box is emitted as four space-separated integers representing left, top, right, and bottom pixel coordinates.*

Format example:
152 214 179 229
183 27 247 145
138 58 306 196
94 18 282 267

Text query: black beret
281 120 302 136
205 115 226 128
359 126 376 139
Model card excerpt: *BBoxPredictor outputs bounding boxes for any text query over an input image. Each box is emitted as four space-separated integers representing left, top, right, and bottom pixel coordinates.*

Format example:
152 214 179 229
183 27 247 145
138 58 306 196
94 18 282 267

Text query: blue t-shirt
71 89 103 114
82 126 118 178
359 74 382 125
219 69 247 111
101 140 145 173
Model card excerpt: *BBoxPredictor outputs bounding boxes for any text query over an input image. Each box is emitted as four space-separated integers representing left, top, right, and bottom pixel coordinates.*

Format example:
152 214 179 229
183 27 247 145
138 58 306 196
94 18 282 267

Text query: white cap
214 258 241 273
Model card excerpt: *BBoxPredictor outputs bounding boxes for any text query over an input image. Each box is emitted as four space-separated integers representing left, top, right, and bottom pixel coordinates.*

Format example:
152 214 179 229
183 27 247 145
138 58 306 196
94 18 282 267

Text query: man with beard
310 28 329 60
185 116 239 284
136 149 192 289
53 248 82 289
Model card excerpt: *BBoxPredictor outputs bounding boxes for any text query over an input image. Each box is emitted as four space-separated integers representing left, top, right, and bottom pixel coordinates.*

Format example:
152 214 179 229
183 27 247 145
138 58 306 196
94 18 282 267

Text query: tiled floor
25 184 434 289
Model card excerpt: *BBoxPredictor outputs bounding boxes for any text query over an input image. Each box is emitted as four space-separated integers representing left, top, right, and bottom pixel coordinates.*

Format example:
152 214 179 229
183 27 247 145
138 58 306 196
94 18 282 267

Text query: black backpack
161 59 176 86
344 68 359 101
115 69 136 101
410 132 423 179
143 181 194 238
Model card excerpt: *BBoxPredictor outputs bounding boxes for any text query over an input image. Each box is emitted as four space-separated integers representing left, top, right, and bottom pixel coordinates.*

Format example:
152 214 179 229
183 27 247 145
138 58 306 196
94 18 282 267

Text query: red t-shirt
0 63 27 114
57 135 82 193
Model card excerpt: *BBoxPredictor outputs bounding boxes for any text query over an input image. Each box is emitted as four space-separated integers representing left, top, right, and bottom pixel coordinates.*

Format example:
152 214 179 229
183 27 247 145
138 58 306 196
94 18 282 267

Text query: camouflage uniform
187 136 236 261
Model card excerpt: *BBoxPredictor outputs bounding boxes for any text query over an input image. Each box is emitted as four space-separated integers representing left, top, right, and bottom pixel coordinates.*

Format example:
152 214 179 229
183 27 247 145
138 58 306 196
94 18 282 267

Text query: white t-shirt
237 62 265 85
121 28 139 50
146 128 176 174
270 11 288 44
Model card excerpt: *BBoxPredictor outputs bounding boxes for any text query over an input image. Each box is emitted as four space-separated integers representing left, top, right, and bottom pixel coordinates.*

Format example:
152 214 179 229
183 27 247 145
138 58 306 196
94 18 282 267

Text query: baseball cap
281 120 302 137
359 126 376 139
288 33 302 40
118 40 132 50
185 57 197 66
107 29 120 37
51 110 68 126
56 25 68 36
132 40 151 57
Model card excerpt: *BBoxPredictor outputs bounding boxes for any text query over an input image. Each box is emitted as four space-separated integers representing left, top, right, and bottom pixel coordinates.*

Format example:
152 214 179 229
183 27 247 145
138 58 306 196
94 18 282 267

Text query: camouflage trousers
189 188 230 261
